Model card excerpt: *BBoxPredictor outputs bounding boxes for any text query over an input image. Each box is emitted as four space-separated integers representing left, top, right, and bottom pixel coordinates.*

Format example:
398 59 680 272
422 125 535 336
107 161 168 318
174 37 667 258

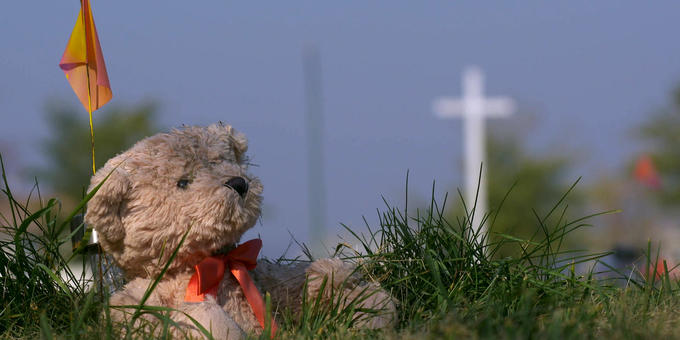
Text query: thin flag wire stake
80 5 104 297
85 66 96 176
80 0 104 298
74 0 98 177
60 0 113 294
84 50 106 299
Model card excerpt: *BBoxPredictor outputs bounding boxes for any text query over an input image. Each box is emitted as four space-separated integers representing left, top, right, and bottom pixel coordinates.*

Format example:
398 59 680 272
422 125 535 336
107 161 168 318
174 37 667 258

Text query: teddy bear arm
341 282 397 329
304 259 397 329
109 278 167 326
108 280 244 339
107 289 142 327
252 261 308 313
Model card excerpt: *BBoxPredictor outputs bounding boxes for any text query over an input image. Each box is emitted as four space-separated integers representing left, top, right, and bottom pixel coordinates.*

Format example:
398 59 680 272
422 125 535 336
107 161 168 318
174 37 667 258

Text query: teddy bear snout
224 176 249 198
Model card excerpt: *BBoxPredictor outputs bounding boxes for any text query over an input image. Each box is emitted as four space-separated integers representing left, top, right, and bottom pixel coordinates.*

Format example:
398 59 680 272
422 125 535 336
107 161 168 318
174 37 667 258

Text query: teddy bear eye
177 179 190 189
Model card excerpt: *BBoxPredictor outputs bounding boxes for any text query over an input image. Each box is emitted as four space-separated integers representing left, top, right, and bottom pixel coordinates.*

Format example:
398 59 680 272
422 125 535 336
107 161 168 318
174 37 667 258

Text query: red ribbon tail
230 261 278 338
185 270 204 302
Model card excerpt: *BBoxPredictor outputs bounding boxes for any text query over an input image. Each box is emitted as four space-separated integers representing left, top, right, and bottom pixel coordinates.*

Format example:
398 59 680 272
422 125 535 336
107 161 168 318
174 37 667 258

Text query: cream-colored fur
85 124 395 339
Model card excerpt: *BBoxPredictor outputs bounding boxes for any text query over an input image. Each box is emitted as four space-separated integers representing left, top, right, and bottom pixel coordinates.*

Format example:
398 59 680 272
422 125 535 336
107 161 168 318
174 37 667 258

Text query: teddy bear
84 123 395 339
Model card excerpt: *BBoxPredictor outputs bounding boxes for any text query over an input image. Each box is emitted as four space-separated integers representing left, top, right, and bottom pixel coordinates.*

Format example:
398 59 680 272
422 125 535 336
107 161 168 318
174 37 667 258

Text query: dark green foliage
36 102 159 205
344 178 680 339
637 86 680 206
486 135 580 253
446 123 582 258
344 177 607 331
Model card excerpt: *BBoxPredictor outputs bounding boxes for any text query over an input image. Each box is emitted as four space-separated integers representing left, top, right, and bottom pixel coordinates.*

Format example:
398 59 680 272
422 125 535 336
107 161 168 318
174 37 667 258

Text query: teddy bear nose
224 177 249 198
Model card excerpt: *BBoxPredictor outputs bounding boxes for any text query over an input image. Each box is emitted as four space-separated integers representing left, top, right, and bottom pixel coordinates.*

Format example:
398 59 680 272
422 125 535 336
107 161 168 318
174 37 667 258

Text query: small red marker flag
634 154 661 189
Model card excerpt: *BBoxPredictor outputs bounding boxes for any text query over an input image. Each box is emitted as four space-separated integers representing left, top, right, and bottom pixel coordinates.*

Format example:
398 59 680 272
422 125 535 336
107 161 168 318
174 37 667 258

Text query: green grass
3 156 680 339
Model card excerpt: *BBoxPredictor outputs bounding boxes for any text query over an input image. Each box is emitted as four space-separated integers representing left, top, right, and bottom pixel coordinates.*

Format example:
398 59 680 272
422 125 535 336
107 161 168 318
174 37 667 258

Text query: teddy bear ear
230 131 249 163
84 165 130 253
223 125 248 163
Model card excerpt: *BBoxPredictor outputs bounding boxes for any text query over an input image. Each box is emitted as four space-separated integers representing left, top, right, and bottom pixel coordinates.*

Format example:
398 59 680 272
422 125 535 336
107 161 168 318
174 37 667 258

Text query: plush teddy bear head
85 124 263 279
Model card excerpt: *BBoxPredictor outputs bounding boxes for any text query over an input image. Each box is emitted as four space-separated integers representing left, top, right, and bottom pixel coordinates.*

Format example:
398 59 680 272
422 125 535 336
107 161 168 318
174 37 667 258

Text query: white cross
432 66 515 247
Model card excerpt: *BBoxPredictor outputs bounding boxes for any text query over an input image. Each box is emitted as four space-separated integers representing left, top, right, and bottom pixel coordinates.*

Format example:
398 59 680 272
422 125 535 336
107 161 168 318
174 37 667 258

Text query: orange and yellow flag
59 0 112 112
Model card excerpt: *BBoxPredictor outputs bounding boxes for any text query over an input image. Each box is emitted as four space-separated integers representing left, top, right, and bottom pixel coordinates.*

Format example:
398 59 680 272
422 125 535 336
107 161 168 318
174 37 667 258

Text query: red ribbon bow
184 239 277 337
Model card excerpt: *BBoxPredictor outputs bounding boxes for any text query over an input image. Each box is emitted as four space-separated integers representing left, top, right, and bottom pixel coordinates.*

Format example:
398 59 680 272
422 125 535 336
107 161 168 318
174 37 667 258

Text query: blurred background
2 2 680 268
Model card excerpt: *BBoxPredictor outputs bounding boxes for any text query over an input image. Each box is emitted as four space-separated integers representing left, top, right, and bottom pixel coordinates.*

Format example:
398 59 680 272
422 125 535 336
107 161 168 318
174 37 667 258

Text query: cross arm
432 98 464 118
484 97 516 118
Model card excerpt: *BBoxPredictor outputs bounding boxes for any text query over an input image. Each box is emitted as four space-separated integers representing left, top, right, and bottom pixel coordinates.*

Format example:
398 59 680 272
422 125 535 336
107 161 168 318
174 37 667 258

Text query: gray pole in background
303 45 327 257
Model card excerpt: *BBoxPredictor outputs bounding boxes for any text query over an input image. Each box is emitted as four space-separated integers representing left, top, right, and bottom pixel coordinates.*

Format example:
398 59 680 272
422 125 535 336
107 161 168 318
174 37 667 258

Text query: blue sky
2 1 680 257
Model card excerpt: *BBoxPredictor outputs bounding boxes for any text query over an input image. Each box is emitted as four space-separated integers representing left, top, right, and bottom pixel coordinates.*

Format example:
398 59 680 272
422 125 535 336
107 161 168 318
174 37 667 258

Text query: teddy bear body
110 272 259 338
85 124 394 339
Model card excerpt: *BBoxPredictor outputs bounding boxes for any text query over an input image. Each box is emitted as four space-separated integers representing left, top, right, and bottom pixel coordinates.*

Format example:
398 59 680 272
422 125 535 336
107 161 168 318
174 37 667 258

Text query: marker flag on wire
59 0 112 175
634 154 661 189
